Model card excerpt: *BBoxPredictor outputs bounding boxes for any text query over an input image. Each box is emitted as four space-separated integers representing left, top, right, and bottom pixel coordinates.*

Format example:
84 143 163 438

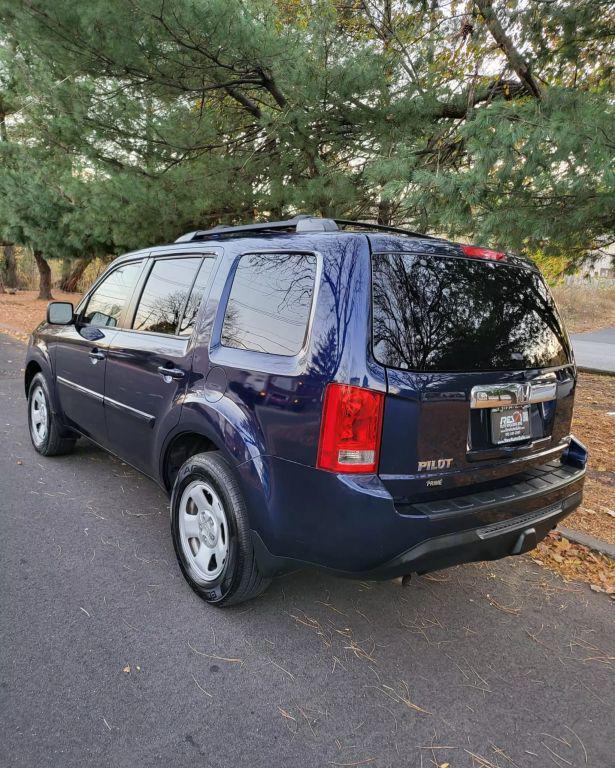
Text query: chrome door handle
89 348 105 363
157 365 185 381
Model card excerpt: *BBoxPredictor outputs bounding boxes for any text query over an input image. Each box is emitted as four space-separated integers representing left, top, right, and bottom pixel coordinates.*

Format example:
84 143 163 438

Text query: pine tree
0 0 612 268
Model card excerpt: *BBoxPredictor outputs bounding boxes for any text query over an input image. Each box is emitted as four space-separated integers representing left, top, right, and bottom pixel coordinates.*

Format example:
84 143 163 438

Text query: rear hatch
372 248 576 502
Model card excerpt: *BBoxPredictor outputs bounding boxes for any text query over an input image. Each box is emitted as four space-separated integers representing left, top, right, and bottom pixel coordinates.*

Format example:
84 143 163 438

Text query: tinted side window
221 253 316 356
132 257 201 335
179 257 216 335
82 261 142 328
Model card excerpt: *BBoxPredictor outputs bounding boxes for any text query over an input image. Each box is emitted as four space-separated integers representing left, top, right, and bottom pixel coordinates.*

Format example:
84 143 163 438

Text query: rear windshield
372 253 570 372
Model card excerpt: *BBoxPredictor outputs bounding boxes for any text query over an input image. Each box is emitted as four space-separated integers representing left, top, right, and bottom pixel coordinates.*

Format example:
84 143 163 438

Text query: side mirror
47 301 74 325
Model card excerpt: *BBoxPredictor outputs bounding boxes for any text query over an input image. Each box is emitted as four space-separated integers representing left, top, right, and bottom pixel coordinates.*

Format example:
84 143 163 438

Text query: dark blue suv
25 216 587 605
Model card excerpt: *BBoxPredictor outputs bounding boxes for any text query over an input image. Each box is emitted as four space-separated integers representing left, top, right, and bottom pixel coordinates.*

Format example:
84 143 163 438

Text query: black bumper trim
401 460 585 520
357 489 583 580
476 501 564 539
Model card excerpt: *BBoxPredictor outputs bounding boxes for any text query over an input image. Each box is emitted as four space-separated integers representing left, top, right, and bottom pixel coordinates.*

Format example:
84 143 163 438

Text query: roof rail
333 219 433 239
174 215 433 243
175 215 338 242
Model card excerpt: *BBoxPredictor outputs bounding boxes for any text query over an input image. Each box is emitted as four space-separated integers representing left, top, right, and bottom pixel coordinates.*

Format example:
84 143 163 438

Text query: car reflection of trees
204 246 362 412
228 244 362 381
315 240 362 379
373 255 569 372
229 372 319 411
220 253 315 356
133 289 189 334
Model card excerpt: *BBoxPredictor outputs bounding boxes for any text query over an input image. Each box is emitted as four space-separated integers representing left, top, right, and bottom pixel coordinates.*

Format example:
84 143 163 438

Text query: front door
53 260 145 443
104 254 217 474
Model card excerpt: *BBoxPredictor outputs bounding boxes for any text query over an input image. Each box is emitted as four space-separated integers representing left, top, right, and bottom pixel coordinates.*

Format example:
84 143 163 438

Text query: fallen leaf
122 665 131 673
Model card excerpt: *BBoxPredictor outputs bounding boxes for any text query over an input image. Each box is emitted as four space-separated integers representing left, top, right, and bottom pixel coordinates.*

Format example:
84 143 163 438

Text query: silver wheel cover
179 480 229 583
30 385 49 446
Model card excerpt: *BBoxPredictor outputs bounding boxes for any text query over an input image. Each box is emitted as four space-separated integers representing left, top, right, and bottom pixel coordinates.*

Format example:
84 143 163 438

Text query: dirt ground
0 289 82 341
1 289 613 592
566 373 615 544
537 372 615 595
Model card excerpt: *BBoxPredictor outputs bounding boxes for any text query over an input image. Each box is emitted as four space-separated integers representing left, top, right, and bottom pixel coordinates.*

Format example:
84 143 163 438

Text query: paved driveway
570 327 615 374
1 333 613 768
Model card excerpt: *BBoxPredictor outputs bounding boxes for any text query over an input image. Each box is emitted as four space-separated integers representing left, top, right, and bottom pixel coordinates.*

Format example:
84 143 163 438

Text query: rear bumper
242 439 587 578
355 490 582 580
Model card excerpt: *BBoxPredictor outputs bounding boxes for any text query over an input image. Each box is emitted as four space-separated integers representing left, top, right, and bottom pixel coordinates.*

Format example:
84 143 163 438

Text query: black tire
27 373 76 456
170 451 270 606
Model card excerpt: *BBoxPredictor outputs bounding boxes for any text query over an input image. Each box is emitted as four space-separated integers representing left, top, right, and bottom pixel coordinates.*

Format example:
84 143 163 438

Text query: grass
551 282 615 333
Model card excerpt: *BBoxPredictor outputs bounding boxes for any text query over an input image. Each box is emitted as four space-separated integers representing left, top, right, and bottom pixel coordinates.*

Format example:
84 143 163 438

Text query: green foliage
0 0 613 268
530 252 572 286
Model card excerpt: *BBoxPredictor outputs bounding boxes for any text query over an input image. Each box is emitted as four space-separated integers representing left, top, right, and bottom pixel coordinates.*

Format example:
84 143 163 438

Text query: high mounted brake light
317 383 385 473
461 245 506 261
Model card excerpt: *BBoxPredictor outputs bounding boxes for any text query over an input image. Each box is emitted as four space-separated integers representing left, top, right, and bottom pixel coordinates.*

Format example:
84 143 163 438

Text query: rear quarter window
221 253 317 356
372 252 570 372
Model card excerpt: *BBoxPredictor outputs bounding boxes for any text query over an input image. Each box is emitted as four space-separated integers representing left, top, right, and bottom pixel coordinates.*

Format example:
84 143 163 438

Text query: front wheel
170 452 270 606
27 373 76 456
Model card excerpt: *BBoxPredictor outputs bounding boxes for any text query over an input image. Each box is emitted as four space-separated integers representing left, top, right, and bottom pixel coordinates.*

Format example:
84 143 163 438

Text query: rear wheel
27 373 76 456
170 452 270 606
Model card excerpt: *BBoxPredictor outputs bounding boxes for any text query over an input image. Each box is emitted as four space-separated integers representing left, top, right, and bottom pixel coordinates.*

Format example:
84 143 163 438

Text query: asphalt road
570 327 615 374
1 332 613 768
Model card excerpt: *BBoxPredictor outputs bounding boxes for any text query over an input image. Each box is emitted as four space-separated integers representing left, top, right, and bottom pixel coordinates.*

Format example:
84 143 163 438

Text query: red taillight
317 383 385 473
461 245 506 261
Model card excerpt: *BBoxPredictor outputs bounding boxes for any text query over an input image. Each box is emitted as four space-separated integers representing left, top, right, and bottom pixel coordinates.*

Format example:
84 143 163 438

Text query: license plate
490 405 531 445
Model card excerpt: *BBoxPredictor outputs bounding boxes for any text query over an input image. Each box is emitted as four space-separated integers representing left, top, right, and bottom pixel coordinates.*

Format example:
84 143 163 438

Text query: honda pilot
24 216 587 605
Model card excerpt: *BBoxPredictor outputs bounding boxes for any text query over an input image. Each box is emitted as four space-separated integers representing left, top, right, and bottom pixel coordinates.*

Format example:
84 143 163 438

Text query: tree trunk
60 257 89 293
33 250 54 300
3 244 18 288
61 255 72 284
0 276 5 294
377 199 392 226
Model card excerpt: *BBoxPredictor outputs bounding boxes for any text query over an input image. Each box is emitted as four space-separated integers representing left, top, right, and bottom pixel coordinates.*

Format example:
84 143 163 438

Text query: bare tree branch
475 0 543 99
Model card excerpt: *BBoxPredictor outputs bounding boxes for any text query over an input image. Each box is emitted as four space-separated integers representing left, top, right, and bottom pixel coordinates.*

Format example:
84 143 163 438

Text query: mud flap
511 527 538 555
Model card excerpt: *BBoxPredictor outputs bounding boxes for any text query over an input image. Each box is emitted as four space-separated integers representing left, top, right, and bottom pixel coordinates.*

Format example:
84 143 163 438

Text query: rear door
104 253 217 474
53 259 145 443
371 250 576 501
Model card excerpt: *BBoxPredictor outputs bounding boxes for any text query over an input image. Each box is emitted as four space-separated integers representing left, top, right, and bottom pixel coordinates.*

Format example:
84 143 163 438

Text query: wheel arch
161 430 221 492
24 359 42 396
160 395 267 490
